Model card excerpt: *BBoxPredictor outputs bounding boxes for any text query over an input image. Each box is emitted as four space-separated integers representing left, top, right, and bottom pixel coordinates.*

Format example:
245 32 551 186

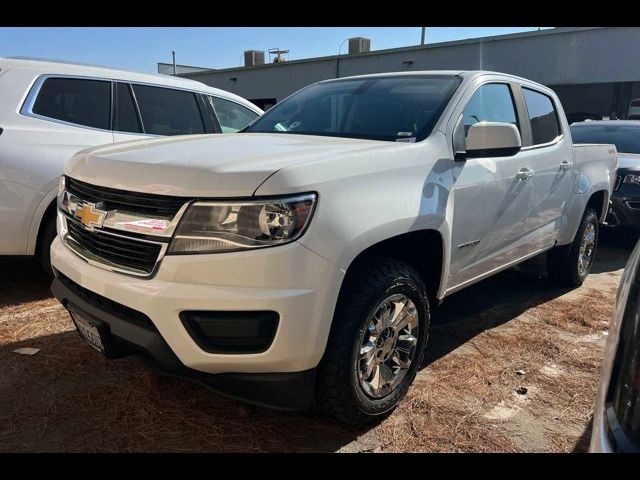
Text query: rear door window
32 77 111 130
522 88 561 145
132 85 205 136
114 82 142 134
210 96 259 133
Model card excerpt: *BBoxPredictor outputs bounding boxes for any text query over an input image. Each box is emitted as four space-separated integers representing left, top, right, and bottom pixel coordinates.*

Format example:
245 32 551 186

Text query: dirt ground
0 230 636 452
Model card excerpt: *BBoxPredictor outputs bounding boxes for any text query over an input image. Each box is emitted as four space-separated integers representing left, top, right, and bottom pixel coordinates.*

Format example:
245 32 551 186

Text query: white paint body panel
0 57 262 255
53 70 617 374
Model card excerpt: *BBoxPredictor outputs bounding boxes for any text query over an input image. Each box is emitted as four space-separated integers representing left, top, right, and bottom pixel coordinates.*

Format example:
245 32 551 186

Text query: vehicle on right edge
571 121 640 231
590 237 640 452
51 71 618 424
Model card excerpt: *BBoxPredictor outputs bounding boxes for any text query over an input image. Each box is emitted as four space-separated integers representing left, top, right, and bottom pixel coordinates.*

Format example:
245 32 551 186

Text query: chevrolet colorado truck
50 71 618 424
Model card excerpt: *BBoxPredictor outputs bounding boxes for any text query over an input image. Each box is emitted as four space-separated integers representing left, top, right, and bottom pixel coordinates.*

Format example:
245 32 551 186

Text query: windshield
245 75 461 142
570 124 640 154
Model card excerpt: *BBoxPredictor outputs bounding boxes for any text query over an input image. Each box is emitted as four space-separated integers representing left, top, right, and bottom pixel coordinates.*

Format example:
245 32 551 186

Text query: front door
448 83 537 290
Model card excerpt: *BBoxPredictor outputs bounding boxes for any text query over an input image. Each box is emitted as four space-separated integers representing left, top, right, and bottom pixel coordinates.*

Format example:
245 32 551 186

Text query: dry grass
528 288 613 334
0 238 626 452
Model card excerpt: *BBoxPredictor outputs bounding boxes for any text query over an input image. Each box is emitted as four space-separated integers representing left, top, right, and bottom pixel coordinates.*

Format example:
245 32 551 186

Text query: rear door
448 81 537 290
516 86 574 250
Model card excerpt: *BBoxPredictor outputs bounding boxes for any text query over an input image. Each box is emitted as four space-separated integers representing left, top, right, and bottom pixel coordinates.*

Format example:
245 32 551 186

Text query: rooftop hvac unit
244 50 265 67
348 37 371 55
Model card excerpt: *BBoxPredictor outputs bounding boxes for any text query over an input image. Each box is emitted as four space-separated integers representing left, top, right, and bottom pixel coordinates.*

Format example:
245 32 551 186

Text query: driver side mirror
455 121 522 160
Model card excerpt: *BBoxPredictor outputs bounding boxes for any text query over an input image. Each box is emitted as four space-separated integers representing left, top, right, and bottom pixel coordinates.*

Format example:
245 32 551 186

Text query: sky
0 27 550 73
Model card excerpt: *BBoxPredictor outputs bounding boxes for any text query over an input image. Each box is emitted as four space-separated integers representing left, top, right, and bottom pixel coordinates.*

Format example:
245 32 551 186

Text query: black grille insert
66 219 162 274
56 270 158 333
66 176 189 217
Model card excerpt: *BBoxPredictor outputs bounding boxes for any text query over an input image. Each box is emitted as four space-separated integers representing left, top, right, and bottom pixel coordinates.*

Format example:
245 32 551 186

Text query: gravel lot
0 231 635 452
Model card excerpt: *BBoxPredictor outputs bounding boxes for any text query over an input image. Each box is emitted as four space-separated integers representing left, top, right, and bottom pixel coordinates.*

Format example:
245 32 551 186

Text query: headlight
169 193 317 254
623 174 640 185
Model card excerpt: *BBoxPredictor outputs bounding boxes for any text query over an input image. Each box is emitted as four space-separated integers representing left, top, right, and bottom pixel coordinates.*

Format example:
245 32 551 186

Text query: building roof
181 28 605 77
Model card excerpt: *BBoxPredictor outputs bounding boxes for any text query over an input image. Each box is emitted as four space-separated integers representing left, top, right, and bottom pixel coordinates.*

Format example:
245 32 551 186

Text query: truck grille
66 219 163 275
66 176 189 217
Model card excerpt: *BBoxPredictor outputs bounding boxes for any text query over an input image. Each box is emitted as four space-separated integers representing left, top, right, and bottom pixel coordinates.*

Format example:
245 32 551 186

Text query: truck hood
618 153 640 171
65 133 396 197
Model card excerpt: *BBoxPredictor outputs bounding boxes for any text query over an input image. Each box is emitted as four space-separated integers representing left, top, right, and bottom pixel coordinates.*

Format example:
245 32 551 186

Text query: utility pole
172 50 176 75
421 27 426 45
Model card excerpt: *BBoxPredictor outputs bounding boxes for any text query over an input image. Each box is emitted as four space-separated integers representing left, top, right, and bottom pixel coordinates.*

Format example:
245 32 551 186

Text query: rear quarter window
32 77 111 130
210 96 259 133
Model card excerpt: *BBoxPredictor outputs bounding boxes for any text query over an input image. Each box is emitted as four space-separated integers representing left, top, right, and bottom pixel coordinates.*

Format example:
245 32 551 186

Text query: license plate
69 309 105 353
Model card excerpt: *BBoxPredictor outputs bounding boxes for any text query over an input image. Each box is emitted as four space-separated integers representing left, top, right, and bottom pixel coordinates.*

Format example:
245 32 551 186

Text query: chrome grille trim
57 178 193 278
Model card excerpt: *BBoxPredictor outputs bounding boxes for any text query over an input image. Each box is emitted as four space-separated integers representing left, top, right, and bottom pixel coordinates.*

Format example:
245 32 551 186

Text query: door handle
516 168 534 181
559 160 571 171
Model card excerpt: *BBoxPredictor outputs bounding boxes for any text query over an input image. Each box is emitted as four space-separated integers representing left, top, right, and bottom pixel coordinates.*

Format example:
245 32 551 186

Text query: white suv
0 57 262 274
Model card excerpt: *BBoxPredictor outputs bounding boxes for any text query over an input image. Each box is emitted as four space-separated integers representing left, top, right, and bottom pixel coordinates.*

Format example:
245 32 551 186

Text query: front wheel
316 256 430 425
547 207 599 287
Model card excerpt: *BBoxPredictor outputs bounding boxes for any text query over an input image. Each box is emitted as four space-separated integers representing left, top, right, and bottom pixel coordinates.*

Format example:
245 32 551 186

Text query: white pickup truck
50 71 617 424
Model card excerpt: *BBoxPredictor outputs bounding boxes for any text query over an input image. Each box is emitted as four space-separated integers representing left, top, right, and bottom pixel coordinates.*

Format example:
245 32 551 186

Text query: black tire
36 213 57 279
547 207 599 287
316 256 430 425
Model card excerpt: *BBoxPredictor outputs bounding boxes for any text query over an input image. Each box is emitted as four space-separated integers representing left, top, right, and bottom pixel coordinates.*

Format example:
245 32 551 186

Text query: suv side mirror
457 122 522 160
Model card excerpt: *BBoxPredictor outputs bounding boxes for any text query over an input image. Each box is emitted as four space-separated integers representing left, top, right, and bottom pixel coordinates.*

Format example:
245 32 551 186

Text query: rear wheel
316 256 430 425
547 207 599 287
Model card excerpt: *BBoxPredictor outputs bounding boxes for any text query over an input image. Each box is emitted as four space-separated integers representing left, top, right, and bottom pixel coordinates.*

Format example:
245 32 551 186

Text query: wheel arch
586 189 609 224
28 186 58 255
337 229 445 306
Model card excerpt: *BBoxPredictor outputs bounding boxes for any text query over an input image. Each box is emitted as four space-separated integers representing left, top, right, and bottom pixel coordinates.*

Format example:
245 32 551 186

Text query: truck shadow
0 257 51 306
424 231 632 366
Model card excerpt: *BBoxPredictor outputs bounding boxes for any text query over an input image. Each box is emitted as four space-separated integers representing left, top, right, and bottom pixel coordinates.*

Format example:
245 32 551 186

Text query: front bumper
609 195 640 230
50 236 344 376
51 272 317 410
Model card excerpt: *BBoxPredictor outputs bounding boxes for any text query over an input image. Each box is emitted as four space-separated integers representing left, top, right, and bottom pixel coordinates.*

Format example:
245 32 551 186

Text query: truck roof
0 56 261 113
318 70 539 83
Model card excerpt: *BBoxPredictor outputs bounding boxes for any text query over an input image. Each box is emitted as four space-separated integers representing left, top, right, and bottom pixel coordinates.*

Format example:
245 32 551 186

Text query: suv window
522 88 561 145
462 83 518 138
114 82 142 134
132 85 205 136
32 77 111 130
210 96 258 133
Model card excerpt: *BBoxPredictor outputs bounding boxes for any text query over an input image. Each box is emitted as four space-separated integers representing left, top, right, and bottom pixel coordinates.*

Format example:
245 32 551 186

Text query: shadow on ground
425 229 634 366
0 230 635 452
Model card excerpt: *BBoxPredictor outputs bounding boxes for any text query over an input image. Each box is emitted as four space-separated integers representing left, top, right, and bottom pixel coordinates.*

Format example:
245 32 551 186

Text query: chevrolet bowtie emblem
75 203 107 231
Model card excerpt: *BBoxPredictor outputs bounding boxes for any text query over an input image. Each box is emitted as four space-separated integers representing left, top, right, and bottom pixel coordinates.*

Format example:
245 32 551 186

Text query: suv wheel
316 256 430 425
36 212 57 279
